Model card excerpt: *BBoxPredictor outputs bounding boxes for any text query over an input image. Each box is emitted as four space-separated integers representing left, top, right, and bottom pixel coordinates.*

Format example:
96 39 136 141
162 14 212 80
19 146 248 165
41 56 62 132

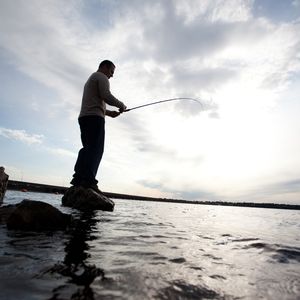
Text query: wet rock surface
0 204 15 224
2 199 71 230
62 186 115 212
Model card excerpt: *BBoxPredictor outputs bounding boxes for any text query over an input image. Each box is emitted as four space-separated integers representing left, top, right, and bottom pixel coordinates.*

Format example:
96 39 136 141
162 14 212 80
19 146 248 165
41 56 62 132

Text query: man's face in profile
102 65 115 79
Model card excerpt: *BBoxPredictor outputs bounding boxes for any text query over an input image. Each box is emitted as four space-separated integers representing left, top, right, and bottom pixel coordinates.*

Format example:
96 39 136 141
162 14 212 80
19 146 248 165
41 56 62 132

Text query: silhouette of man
70 60 126 192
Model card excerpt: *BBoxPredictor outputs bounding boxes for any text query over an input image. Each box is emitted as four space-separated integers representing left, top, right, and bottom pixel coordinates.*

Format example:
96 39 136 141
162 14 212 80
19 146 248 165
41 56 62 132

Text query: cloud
0 126 76 158
121 114 177 156
292 0 300 7
117 0 300 99
258 24 300 90
131 1 253 63
0 127 44 145
170 65 239 92
138 179 219 201
1 0 299 113
0 0 90 109
174 98 219 117
248 179 300 198
46 147 77 158
124 1 263 67
174 0 253 23
150 178 300 203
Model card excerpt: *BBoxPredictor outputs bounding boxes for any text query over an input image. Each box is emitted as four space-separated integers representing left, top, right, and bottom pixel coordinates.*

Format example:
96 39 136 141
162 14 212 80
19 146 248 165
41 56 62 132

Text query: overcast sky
0 0 300 204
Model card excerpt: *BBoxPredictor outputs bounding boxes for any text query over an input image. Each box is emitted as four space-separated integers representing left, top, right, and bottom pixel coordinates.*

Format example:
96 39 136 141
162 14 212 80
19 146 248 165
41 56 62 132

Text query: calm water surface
0 191 299 299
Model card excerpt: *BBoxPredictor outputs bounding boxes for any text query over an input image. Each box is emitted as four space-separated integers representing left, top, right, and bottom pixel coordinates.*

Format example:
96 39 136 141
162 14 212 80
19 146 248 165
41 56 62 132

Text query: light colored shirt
79 71 123 118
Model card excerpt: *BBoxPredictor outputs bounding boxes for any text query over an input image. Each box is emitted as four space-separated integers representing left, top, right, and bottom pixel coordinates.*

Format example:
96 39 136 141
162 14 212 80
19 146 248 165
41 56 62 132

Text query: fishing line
124 97 203 112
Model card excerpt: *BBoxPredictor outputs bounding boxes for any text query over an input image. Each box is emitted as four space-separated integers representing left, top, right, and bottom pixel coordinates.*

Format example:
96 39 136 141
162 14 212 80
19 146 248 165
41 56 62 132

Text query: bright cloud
0 126 76 159
46 147 77 158
0 127 44 145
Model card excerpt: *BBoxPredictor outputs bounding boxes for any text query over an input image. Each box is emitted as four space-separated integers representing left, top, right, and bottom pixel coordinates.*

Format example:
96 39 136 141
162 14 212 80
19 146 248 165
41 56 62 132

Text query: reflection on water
46 211 105 299
0 191 300 299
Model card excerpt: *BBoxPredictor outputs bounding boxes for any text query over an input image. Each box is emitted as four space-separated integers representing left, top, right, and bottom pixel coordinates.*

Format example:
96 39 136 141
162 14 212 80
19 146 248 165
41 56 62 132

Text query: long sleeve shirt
79 71 123 118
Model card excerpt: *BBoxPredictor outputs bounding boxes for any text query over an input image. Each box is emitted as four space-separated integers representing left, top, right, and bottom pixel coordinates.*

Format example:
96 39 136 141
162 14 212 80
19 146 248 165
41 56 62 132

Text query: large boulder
0 166 9 205
62 186 114 212
0 205 15 224
6 199 72 230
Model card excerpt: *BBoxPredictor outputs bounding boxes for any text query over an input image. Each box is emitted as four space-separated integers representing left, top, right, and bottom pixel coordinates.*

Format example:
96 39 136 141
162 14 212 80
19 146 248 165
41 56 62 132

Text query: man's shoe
76 181 102 194
89 184 103 195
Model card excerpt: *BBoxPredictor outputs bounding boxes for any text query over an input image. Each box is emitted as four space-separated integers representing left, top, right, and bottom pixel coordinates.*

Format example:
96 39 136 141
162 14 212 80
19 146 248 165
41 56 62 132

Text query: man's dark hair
98 60 115 69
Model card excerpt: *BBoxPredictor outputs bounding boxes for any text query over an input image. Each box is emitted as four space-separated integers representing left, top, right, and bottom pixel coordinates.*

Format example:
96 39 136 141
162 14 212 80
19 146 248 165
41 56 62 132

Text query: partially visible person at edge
70 60 127 193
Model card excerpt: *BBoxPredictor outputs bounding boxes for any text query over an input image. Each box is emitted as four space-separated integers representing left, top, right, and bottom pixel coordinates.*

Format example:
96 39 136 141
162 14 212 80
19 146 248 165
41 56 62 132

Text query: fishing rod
124 97 203 112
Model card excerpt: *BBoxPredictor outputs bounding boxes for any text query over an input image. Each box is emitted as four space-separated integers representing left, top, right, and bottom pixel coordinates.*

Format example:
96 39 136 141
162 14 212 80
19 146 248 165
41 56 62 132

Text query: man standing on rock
70 60 127 193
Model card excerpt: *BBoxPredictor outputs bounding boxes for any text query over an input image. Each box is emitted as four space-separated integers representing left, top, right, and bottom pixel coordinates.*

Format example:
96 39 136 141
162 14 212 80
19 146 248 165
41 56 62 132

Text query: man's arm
98 74 126 112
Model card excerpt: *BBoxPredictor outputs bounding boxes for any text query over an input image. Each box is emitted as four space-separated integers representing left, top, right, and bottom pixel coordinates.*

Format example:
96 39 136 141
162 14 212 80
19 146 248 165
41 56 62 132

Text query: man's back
79 72 107 118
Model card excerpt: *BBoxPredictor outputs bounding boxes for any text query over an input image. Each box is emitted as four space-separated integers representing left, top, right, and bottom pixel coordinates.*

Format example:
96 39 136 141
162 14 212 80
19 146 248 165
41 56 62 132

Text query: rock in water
0 166 9 205
62 186 115 212
6 199 72 230
0 205 15 224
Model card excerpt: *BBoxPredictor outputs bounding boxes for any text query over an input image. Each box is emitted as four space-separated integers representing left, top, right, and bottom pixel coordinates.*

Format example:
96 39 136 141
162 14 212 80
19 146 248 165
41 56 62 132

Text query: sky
0 0 300 204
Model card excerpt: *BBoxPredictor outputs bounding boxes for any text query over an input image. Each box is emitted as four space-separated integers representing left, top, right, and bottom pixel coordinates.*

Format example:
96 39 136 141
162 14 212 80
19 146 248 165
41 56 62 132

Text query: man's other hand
108 111 121 118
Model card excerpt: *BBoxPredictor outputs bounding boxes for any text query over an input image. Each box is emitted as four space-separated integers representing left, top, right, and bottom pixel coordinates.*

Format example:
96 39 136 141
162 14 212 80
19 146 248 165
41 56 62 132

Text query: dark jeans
71 115 105 186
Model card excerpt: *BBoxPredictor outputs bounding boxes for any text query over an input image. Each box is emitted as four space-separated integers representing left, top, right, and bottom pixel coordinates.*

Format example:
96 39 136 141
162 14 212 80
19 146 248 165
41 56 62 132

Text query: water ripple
156 280 227 300
242 242 300 263
1 191 299 299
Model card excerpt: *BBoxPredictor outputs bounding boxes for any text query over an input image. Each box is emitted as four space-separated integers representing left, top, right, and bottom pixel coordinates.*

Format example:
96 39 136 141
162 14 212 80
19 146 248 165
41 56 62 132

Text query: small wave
3 252 38 260
121 221 158 227
256 272 300 299
231 238 260 242
243 242 270 249
242 242 300 263
273 248 300 263
202 254 222 261
117 250 161 258
210 274 226 280
199 235 214 240
156 280 226 299
169 257 186 264
189 266 204 271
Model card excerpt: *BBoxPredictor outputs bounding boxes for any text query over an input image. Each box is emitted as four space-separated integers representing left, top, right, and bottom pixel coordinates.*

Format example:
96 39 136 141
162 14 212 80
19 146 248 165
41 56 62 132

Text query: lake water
0 190 299 300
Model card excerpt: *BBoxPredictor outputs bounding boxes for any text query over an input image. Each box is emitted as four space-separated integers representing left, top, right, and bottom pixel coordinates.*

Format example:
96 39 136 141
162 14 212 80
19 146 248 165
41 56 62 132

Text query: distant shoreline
6 180 300 210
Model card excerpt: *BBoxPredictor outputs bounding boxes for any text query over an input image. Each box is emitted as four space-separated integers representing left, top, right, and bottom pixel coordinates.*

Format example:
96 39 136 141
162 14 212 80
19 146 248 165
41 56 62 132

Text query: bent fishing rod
124 97 203 112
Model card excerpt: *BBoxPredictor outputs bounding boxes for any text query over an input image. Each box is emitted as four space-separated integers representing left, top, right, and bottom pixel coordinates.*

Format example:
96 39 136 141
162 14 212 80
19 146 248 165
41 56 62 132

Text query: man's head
98 60 115 79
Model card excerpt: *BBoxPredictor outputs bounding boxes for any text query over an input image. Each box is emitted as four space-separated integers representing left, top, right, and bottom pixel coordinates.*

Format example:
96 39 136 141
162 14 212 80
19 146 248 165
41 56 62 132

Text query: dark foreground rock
4 199 71 230
0 166 9 205
62 186 115 211
0 205 15 224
